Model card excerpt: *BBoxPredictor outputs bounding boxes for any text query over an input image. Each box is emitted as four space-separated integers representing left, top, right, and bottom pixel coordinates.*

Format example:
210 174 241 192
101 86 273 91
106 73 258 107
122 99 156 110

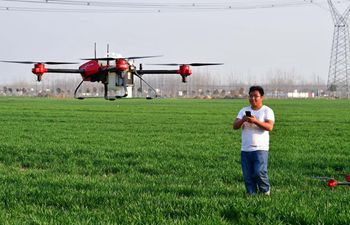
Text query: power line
0 6 154 13
0 0 326 13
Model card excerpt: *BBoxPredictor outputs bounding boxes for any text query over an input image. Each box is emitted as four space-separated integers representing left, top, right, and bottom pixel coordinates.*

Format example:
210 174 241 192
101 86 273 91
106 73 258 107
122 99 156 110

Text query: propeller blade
0 60 77 65
81 55 163 61
148 63 180 66
0 60 36 64
189 63 224 67
148 63 223 66
127 55 163 60
311 176 334 180
45 62 78 65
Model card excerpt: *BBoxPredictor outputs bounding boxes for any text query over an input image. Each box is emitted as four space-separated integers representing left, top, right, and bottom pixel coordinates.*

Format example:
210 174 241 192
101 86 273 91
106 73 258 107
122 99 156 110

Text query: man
233 86 275 195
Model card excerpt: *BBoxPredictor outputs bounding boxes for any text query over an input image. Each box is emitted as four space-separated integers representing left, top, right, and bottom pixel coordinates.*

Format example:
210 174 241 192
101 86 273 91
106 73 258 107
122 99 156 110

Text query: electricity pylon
327 0 350 98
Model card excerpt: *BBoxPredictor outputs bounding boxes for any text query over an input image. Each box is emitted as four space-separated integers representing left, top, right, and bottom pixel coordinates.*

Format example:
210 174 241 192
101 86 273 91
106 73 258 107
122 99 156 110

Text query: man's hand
234 116 273 131
245 115 257 124
246 116 274 131
234 116 255 129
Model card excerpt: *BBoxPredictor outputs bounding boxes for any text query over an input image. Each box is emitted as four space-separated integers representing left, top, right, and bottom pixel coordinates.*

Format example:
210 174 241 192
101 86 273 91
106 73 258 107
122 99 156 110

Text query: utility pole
327 0 350 98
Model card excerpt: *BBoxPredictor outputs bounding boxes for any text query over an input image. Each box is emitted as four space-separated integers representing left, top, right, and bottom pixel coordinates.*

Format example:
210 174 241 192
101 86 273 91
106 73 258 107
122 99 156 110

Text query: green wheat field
0 97 349 224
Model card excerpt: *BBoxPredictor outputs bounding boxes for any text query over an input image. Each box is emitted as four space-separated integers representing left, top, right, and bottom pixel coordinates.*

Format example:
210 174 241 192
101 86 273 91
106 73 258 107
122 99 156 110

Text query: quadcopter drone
327 175 350 189
313 174 350 189
1 44 223 100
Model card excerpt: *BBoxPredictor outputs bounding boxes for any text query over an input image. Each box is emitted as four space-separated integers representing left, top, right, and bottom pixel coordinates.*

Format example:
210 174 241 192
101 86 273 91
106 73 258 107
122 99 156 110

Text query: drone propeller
147 63 223 67
0 60 78 65
311 176 334 181
128 55 163 60
81 55 163 61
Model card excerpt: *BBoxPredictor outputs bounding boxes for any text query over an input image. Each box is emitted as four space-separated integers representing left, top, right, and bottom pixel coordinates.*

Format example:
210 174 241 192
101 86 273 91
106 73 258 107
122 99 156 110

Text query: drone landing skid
135 73 158 100
73 79 103 100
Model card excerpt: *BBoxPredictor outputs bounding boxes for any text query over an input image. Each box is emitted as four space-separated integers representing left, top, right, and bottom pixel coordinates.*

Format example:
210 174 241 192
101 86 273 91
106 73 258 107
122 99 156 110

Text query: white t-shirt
236 105 275 152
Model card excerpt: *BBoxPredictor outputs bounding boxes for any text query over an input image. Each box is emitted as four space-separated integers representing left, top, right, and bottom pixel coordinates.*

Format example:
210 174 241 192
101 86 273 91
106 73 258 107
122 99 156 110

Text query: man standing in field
233 86 275 195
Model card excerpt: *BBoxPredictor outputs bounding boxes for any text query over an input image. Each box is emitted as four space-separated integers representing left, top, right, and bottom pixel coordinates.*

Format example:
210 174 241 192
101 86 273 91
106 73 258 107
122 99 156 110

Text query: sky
0 0 349 86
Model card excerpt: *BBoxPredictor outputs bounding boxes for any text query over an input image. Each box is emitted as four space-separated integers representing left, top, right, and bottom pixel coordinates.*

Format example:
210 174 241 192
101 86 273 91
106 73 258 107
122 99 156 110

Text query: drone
313 174 350 189
327 175 350 189
1 44 223 100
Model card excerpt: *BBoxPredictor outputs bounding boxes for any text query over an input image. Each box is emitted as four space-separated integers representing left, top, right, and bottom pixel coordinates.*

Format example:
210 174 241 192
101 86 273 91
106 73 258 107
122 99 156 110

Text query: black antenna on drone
94 42 97 59
107 44 110 66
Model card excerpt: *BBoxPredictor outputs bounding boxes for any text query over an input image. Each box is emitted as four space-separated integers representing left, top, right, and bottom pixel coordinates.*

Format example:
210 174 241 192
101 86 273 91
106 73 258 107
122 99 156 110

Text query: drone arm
34 69 84 82
46 68 84 73
136 69 190 82
136 70 178 74
337 182 350 186
32 63 84 81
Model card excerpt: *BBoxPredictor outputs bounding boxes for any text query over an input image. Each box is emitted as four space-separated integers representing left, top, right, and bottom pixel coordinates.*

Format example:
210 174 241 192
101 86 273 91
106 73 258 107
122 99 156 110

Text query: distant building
287 90 314 98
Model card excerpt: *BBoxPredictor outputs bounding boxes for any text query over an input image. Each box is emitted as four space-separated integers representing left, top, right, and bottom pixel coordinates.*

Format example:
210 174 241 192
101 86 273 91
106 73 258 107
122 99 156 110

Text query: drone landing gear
74 79 108 100
74 79 85 100
135 73 158 99
74 79 101 100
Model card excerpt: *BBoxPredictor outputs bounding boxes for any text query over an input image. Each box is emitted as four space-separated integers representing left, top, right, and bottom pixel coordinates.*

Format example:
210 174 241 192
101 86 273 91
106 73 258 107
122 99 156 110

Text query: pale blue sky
0 0 348 85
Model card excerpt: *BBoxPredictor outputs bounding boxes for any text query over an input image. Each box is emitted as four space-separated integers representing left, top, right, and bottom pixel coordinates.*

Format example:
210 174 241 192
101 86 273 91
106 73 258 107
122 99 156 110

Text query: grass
0 97 349 224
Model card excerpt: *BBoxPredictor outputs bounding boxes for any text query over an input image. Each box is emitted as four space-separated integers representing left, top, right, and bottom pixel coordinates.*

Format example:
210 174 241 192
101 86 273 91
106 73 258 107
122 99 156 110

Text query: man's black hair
249 86 264 96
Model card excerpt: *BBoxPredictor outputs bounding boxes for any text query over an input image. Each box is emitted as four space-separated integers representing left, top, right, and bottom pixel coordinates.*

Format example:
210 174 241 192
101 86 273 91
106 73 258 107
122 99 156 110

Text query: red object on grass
327 179 337 188
345 175 350 182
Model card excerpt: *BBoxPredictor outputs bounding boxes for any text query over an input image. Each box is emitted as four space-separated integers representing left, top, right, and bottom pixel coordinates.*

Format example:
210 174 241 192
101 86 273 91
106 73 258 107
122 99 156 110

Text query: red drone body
116 58 129 71
79 60 100 79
